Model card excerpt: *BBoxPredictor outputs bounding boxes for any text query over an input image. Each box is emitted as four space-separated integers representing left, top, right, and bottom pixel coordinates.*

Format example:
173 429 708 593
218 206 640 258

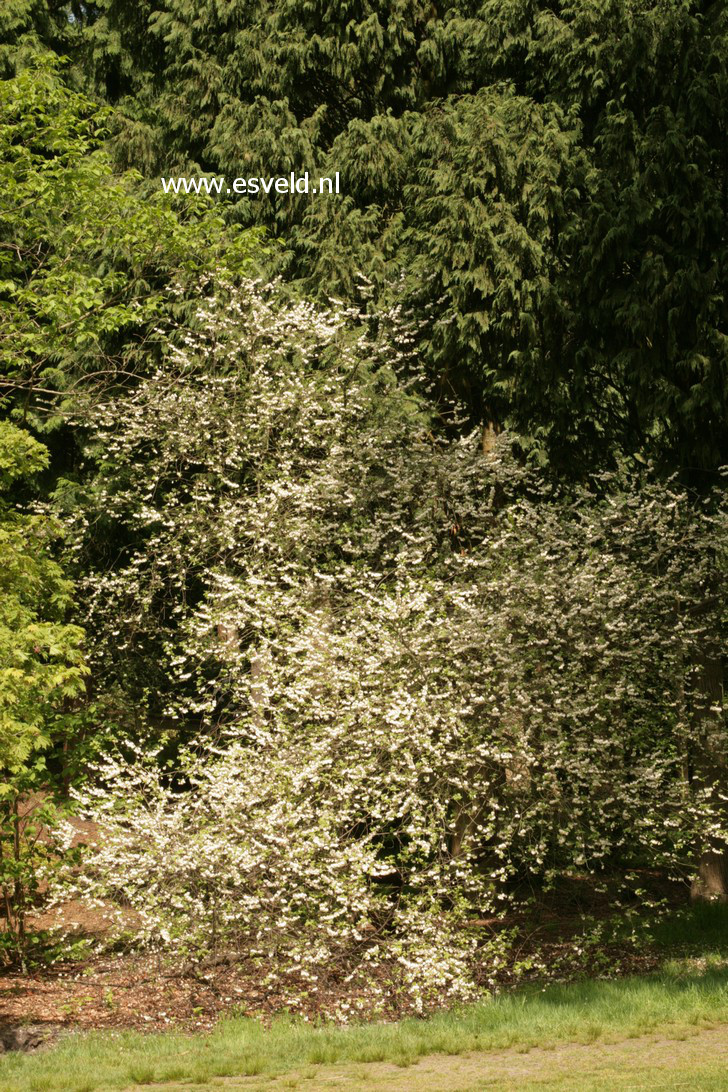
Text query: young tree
0 422 87 966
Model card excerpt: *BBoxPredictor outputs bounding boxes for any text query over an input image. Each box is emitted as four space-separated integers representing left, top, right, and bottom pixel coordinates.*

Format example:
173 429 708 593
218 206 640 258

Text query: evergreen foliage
0 422 86 774
37 0 724 472
0 421 87 966
0 0 78 77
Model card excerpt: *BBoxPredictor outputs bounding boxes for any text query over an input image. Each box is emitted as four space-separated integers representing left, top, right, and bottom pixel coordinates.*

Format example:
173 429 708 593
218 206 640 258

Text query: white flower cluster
58 279 727 1010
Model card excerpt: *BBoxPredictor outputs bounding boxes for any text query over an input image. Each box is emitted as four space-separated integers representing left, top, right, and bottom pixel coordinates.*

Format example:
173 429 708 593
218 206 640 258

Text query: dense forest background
1 0 726 1011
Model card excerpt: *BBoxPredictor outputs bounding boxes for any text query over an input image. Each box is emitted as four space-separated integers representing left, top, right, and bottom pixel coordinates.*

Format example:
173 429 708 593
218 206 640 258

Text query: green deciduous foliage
0 60 258 434
0 59 263 965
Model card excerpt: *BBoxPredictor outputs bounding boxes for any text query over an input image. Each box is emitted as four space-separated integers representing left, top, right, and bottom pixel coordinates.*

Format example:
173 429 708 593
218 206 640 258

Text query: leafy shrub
51 280 727 1010
0 422 87 968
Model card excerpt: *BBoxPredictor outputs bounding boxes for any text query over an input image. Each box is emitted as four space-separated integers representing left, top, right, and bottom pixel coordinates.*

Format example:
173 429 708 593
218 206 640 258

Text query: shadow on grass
645 901 728 953
518 963 728 1017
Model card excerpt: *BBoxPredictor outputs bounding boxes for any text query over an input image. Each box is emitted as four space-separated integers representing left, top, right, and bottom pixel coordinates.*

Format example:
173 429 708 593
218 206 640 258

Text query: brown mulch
0 952 273 1035
0 931 662 1041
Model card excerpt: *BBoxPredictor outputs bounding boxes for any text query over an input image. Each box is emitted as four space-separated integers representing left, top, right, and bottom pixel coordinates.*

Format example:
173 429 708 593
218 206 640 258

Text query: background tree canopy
9 0 723 474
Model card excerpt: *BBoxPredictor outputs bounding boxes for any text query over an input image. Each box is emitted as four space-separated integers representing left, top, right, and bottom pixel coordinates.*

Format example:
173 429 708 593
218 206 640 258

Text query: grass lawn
2 904 728 1091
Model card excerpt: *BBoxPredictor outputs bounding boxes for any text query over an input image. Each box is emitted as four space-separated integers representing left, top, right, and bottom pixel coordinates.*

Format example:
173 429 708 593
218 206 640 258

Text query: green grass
3 967 728 1091
2 905 728 1091
644 899 728 953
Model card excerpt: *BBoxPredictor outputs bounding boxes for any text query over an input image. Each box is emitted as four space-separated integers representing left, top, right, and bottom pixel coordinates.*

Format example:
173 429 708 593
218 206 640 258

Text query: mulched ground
0 870 680 1041
0 932 662 1040
0 952 271 1034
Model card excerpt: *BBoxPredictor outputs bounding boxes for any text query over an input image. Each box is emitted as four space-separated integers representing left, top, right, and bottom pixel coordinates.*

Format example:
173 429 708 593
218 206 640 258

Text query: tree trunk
691 849 728 902
689 647 728 902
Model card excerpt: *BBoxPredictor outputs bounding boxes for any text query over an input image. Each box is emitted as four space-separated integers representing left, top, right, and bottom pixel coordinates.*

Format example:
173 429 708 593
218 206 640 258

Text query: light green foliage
0 421 86 773
0 60 258 432
0 59 262 967
0 420 87 965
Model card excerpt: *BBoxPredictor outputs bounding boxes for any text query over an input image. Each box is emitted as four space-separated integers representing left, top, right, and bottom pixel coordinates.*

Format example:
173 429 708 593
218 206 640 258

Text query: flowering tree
54 279 727 1010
